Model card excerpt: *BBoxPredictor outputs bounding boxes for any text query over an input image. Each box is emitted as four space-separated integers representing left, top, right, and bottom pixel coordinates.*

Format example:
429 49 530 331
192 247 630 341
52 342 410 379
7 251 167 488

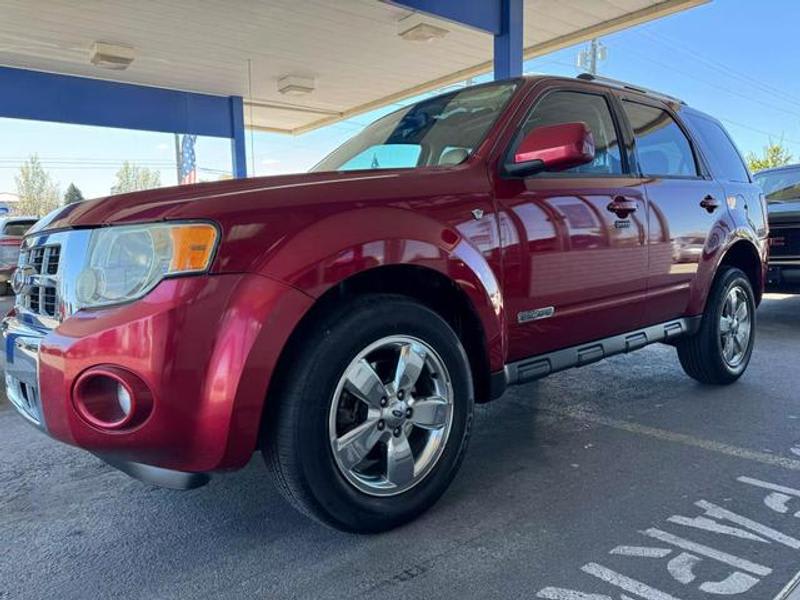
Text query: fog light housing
73 367 153 430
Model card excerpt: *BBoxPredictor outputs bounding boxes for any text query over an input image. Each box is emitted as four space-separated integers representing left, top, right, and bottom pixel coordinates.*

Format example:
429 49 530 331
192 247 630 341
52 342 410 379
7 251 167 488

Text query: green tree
14 155 61 216
64 183 85 204
110 162 162 195
746 141 793 173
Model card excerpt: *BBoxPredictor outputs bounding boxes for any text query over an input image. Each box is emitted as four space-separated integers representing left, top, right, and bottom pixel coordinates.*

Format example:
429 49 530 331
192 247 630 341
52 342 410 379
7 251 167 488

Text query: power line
635 29 800 108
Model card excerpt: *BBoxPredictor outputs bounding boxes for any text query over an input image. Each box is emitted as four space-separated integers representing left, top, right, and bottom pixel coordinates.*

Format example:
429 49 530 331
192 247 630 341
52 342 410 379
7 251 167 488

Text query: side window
622 100 698 178
683 113 749 182
517 91 623 176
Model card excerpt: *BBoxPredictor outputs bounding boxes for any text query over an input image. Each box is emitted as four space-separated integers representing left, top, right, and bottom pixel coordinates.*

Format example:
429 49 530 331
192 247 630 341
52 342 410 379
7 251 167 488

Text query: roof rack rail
576 73 686 105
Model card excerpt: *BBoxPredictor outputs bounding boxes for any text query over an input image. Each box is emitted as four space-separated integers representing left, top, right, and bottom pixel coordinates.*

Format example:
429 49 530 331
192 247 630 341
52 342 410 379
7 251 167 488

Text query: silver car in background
0 216 38 295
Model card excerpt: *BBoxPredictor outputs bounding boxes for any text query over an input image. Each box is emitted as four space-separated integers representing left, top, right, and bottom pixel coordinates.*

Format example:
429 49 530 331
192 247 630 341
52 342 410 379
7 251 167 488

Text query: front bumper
2 272 313 479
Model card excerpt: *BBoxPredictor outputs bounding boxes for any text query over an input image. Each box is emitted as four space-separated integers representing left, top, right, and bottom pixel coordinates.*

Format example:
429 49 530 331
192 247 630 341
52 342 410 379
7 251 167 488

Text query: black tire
263 294 474 533
677 266 756 385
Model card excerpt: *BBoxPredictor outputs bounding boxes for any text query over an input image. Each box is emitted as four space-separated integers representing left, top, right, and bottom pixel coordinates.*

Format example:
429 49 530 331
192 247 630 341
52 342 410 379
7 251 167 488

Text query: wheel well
272 265 493 407
720 241 763 305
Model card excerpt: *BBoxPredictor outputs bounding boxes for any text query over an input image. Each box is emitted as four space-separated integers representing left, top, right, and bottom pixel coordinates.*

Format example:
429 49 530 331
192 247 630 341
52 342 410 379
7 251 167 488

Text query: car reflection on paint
671 234 706 264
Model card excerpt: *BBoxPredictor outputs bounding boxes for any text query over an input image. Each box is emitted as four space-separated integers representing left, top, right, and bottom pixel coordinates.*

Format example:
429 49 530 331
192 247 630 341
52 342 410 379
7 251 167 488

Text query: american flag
179 134 197 184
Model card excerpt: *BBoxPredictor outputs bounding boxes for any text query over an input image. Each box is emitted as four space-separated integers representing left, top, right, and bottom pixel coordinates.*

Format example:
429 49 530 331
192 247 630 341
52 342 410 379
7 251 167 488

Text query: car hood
767 199 800 225
30 169 429 233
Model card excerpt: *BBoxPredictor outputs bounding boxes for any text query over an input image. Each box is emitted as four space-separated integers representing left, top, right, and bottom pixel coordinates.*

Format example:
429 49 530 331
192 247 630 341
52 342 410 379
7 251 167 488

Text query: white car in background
0 216 38 295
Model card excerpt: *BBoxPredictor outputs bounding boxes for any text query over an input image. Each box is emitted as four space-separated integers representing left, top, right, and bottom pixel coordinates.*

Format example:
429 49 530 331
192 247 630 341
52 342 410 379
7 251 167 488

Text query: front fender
256 206 506 371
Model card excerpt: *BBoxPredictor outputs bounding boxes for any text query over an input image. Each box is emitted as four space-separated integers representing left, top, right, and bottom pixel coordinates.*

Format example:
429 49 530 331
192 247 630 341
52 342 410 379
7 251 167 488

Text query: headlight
75 222 218 308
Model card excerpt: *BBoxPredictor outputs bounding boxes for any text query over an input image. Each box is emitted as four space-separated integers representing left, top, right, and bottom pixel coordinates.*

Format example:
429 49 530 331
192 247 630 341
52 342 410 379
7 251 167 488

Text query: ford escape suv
2 75 768 532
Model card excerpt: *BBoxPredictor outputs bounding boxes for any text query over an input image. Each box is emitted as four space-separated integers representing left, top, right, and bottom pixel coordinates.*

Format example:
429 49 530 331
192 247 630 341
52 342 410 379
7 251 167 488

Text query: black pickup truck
755 165 800 292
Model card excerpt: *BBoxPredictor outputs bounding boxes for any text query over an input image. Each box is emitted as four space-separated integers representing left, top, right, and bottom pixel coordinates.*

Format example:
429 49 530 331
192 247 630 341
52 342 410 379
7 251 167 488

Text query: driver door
494 86 649 362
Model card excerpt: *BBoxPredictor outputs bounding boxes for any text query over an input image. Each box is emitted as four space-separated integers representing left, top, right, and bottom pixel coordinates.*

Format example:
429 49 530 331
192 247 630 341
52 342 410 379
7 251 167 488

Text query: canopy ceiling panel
0 0 707 134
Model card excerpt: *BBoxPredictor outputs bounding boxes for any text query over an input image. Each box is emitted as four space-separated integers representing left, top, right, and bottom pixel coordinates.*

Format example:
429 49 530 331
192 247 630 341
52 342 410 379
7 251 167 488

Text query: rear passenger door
619 98 725 324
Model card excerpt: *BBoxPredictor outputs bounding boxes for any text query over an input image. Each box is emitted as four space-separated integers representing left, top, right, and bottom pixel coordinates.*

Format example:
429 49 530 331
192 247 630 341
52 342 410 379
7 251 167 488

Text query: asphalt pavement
2 294 800 600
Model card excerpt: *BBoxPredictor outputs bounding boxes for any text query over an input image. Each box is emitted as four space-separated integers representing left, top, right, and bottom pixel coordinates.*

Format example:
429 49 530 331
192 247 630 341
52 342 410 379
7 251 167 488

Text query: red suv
2 75 768 532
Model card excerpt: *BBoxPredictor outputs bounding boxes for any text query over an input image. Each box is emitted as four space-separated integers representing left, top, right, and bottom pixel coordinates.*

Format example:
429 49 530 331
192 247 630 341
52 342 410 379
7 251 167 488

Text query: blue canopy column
391 0 524 78
0 66 248 179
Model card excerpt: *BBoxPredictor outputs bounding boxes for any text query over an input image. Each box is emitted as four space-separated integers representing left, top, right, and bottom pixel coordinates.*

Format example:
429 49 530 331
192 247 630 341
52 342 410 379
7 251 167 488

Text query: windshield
312 81 518 173
754 167 800 202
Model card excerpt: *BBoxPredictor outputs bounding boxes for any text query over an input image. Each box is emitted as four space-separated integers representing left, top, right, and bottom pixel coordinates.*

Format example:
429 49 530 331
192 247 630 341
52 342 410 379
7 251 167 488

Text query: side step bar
493 316 701 394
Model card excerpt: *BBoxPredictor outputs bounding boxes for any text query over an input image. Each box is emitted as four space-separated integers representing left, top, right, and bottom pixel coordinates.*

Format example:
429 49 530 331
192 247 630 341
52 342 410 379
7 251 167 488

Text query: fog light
73 366 153 430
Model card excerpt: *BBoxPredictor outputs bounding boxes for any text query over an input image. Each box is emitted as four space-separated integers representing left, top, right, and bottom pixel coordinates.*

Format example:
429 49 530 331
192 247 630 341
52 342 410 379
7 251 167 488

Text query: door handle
606 196 638 219
700 195 721 213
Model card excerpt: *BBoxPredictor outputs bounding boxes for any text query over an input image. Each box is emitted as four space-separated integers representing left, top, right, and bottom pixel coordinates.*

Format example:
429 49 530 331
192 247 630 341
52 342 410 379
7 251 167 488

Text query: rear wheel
677 266 756 385
264 295 473 532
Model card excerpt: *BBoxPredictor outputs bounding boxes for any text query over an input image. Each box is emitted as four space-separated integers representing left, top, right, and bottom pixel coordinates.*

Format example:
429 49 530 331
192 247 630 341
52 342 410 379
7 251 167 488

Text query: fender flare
256 206 507 371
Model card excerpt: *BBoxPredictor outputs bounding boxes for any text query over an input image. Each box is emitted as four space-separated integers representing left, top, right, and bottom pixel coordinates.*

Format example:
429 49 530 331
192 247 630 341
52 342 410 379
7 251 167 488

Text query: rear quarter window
682 112 750 183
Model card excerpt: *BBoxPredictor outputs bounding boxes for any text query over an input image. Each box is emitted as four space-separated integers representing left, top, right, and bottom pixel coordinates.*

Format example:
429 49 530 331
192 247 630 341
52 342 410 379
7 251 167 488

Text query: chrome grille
18 244 61 318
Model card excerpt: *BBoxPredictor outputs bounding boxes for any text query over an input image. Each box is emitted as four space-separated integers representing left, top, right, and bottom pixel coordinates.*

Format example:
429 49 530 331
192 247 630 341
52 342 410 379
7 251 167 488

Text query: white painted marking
536 588 612 600
666 552 699 584
581 563 684 600
773 568 800 600
542 406 800 471
642 528 772 577
695 500 800 549
791 446 800 458
610 546 672 558
700 571 759 595
667 514 768 543
765 492 795 515
738 476 800 497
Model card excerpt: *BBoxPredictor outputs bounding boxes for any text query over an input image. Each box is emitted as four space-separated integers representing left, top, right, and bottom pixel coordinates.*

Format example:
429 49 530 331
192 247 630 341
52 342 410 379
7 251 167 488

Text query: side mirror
504 122 595 177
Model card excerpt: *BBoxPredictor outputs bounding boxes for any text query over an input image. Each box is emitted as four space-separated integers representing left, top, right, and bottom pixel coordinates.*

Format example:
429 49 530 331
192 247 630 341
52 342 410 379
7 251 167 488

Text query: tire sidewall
291 298 473 531
709 269 756 378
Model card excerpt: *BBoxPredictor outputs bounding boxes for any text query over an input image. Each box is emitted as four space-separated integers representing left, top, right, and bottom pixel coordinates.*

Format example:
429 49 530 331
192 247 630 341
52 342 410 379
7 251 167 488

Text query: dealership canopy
0 0 708 175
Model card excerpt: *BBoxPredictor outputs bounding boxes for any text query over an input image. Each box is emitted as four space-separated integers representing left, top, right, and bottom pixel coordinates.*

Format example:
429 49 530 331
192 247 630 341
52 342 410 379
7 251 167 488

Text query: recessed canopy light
277 75 315 96
89 42 135 70
398 14 449 42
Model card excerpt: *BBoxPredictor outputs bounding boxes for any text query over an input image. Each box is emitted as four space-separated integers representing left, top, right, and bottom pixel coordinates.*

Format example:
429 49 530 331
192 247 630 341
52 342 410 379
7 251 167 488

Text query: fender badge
517 306 555 324
471 208 484 220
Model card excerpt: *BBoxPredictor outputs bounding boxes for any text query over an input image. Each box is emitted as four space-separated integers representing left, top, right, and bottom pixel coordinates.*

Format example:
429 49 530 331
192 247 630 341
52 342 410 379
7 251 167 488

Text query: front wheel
263 295 474 532
677 266 756 385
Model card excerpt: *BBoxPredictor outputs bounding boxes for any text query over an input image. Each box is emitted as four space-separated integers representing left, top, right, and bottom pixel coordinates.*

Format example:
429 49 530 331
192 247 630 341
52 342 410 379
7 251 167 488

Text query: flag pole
174 133 182 184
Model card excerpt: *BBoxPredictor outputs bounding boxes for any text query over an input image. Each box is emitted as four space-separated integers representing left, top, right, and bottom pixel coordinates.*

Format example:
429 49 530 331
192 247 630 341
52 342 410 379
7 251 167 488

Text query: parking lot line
539 403 800 471
776 569 800 600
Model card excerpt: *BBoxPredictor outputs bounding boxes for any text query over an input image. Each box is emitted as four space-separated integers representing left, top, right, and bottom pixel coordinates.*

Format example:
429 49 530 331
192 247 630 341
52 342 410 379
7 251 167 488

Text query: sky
2 0 800 200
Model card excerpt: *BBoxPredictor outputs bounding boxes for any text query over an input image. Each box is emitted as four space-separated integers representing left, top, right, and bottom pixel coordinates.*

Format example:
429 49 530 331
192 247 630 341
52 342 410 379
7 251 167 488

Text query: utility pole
577 38 607 75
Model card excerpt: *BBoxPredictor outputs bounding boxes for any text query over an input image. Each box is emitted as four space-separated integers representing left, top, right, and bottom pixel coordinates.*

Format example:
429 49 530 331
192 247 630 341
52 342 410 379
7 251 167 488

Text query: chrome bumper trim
1 315 47 429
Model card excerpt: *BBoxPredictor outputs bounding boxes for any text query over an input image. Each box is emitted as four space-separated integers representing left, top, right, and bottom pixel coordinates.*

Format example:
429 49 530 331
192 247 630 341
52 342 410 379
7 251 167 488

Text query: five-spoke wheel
677 266 756 385
264 295 473 532
330 336 454 496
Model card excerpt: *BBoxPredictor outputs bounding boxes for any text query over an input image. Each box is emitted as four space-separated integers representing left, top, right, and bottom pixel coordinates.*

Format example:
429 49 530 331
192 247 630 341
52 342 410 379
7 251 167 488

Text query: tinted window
622 101 697 178
518 91 623 175
683 113 749 182
2 221 36 236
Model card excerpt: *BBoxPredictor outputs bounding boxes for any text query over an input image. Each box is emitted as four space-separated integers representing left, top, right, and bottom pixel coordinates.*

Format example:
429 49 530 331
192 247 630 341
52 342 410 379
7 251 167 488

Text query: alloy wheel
719 285 752 368
328 335 454 497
